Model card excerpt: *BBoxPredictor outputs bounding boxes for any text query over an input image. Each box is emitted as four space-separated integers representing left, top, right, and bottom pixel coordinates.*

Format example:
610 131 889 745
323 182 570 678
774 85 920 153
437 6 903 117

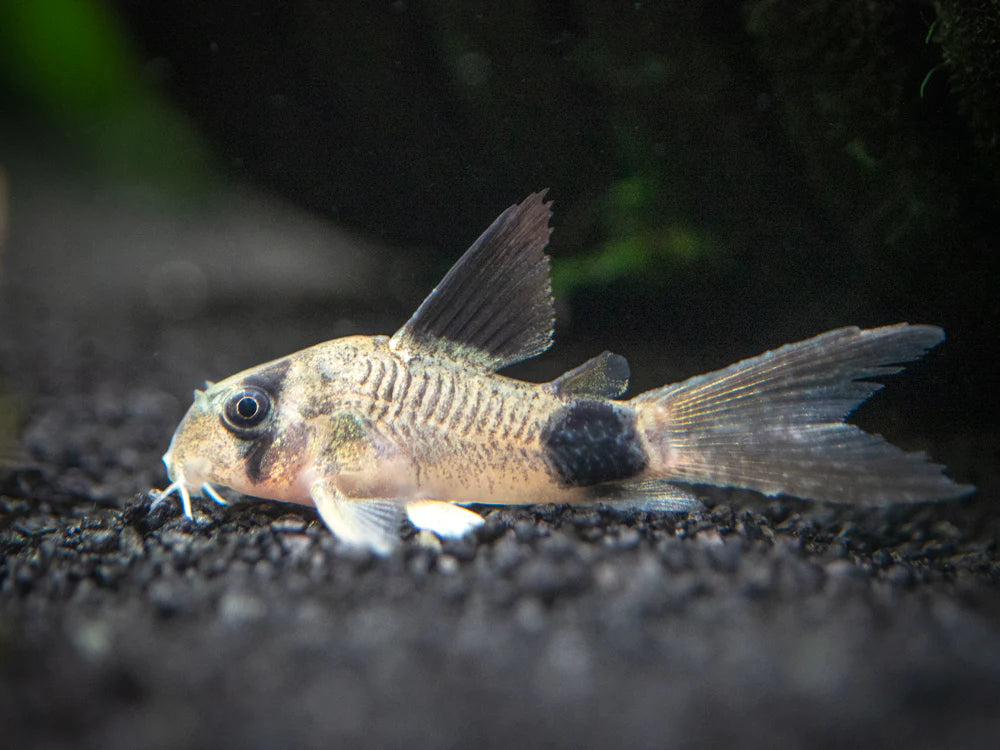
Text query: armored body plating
157 192 971 553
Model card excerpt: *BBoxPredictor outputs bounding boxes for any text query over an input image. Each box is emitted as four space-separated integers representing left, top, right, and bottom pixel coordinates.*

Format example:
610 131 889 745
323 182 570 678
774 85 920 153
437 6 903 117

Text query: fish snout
154 449 217 519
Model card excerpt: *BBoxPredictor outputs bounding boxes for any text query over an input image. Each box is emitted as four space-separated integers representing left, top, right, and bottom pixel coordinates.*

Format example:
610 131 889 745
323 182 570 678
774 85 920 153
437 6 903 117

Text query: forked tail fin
630 324 973 504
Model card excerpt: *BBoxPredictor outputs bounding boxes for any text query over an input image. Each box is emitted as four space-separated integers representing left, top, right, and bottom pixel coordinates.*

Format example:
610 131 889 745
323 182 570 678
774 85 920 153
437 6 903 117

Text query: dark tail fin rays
631 324 973 505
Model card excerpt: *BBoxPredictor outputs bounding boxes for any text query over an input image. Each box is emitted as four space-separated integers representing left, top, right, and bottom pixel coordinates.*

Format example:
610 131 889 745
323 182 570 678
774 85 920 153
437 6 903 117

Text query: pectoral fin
405 499 485 539
310 480 403 556
389 191 555 371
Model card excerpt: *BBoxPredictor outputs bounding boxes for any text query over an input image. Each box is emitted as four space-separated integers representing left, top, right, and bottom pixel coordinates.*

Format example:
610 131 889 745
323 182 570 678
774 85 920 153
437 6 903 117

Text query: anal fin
310 480 404 556
598 478 701 513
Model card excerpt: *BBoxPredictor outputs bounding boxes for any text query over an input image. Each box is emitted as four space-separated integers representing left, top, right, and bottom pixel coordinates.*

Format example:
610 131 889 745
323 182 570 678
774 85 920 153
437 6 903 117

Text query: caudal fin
630 325 973 505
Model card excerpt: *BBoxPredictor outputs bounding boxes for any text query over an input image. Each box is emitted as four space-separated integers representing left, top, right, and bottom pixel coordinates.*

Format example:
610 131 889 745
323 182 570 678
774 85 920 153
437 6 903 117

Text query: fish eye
222 387 272 434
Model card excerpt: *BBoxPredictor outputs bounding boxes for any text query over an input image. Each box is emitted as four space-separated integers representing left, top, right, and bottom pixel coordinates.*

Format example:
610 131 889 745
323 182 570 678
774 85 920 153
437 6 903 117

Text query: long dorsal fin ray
548 351 631 398
389 191 555 371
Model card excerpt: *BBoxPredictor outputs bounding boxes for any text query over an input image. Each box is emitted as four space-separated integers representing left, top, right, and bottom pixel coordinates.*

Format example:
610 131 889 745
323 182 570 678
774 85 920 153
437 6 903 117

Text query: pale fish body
156 192 973 554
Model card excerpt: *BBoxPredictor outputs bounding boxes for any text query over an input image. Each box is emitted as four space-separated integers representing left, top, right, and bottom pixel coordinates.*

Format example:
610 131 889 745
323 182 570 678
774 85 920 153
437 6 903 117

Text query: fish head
158 356 314 515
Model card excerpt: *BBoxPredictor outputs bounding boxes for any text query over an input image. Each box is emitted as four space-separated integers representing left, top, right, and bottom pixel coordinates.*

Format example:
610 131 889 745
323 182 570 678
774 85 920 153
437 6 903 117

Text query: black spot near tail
541 400 647 487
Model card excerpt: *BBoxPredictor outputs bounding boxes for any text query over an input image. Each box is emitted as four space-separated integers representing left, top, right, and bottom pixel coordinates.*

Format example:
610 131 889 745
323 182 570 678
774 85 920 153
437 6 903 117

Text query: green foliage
553 173 716 296
745 0 967 253
0 0 219 195
933 0 1000 170
0 0 141 111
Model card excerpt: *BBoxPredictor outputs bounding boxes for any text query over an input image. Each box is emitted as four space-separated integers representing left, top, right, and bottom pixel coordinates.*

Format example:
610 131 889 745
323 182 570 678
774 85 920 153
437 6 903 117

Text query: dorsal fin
548 351 630 398
389 192 555 370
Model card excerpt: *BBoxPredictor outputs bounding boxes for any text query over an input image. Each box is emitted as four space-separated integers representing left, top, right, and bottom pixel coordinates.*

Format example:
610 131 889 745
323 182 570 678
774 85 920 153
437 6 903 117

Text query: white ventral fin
310 480 403 556
389 191 555 371
548 351 630 398
405 499 485 539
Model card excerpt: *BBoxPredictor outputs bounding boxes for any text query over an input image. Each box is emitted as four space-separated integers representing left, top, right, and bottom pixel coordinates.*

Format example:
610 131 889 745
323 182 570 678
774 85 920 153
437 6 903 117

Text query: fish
154 191 973 554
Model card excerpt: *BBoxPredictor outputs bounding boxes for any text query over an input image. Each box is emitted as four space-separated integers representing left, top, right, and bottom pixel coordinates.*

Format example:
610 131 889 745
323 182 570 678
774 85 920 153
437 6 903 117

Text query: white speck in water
456 51 491 87
70 618 113 662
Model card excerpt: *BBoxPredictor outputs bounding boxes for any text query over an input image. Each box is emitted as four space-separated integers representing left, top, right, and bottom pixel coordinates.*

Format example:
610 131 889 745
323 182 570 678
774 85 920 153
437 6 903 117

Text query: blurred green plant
0 0 219 194
933 0 1000 174
423 4 727 296
552 174 717 296
552 222 714 295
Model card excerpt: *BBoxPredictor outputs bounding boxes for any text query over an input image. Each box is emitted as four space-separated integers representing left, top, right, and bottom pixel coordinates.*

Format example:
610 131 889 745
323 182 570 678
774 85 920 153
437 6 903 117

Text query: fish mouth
151 477 230 519
153 453 229 519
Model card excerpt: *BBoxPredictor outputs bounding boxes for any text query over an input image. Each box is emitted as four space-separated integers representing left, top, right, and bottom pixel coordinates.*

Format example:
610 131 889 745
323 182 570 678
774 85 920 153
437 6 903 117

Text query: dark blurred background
1 0 997 478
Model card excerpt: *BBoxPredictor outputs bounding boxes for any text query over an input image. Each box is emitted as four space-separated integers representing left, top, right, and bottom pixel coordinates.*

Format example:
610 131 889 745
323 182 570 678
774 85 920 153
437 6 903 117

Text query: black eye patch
243 358 291 395
218 359 291 438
